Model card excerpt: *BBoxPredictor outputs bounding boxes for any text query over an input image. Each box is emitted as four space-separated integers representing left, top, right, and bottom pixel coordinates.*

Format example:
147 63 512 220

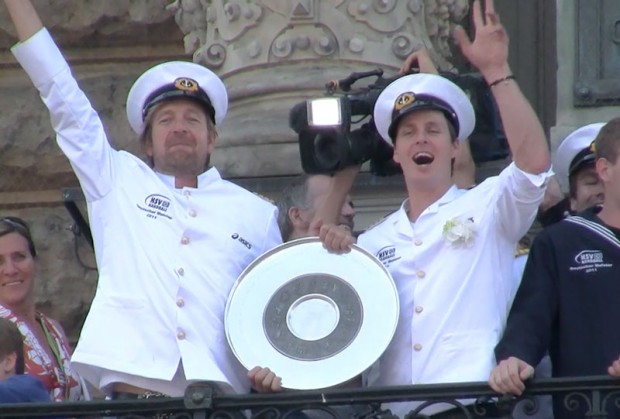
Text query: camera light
307 98 342 127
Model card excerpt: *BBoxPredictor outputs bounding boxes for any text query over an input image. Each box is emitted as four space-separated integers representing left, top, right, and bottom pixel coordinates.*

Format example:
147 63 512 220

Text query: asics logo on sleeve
231 233 252 250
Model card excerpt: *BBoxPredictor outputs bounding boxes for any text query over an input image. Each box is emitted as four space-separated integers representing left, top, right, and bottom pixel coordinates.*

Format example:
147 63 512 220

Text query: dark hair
276 175 313 242
0 318 25 375
595 117 620 164
0 217 36 258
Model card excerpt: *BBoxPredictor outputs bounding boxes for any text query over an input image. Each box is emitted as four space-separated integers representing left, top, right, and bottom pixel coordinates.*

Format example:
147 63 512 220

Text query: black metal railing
1 376 619 418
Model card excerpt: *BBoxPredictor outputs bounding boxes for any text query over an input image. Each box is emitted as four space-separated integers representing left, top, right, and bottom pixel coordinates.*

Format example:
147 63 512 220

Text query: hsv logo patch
574 250 603 265
570 249 612 274
376 245 401 267
137 194 173 220
232 233 252 250
146 194 170 212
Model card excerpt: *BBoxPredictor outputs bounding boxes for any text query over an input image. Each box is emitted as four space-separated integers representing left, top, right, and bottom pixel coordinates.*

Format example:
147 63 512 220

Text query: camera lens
313 131 341 171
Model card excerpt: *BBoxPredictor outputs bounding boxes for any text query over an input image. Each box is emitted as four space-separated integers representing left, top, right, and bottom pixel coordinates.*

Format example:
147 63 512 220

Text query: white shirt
358 163 550 417
12 29 282 395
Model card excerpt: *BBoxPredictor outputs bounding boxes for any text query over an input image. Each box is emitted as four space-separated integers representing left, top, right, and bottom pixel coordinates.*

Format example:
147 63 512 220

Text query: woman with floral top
0 217 82 401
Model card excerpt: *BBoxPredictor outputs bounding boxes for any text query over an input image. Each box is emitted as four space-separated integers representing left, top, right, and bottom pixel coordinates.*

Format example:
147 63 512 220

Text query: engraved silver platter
225 237 399 390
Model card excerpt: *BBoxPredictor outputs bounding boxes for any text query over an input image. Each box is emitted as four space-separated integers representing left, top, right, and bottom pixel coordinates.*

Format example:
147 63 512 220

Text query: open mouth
412 152 435 165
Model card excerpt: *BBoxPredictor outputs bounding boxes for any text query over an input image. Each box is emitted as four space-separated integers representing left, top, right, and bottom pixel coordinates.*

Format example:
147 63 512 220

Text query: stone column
170 0 470 177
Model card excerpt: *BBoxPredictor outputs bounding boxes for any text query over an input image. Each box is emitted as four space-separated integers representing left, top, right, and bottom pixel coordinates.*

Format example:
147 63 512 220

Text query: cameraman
276 174 355 242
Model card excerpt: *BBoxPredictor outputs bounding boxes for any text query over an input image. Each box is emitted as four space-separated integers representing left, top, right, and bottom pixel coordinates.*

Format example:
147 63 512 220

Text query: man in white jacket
356 1 551 417
2 0 290 400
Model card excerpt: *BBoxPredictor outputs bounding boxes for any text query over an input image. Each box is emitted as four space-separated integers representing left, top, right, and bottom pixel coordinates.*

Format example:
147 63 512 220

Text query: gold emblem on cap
589 141 596 153
394 92 415 111
174 77 199 92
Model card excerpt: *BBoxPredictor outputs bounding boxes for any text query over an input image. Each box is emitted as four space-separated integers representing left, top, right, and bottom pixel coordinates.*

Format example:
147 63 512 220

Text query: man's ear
207 130 218 154
596 158 611 183
569 197 578 213
144 138 154 158
288 207 306 227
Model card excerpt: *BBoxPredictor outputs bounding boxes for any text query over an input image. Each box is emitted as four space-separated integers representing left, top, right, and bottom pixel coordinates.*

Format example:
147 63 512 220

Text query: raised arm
3 0 42 41
454 0 550 174
310 165 359 252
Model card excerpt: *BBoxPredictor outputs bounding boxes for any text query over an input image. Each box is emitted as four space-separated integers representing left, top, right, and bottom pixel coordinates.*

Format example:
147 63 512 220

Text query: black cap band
568 147 595 176
142 79 216 124
388 93 459 140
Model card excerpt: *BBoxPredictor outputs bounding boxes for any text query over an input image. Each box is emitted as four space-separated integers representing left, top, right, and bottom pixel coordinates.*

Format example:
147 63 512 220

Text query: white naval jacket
12 29 282 394
358 163 549 416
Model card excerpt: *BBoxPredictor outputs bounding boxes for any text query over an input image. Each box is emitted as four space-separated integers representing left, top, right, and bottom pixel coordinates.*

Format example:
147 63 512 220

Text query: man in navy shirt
490 117 620 418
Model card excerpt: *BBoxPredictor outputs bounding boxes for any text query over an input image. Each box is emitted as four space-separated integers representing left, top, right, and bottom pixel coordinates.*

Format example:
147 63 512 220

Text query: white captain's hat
373 73 475 144
126 61 228 135
553 122 605 182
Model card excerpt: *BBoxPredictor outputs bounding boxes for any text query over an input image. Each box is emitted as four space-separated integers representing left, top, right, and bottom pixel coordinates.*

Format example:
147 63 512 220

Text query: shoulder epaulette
514 248 529 258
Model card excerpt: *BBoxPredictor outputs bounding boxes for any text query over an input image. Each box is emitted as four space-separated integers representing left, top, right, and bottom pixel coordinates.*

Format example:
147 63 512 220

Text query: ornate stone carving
169 0 470 178
170 0 469 73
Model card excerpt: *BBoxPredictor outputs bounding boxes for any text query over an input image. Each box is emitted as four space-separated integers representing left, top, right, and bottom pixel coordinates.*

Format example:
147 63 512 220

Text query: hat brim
373 73 475 146
126 61 228 135
553 122 605 182
387 96 459 141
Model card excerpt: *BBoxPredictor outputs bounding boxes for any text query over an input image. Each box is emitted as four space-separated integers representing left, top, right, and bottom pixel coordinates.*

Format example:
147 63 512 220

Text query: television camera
289 68 509 175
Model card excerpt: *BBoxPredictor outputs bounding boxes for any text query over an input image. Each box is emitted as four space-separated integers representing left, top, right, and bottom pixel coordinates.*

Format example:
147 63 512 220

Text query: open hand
453 0 510 81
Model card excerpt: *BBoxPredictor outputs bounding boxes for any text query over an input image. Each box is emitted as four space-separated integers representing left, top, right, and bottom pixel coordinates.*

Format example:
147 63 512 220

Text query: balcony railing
1 376 619 418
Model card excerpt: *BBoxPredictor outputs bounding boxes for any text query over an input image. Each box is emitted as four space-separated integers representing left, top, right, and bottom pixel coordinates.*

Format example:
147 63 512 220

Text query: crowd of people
1 0 619 418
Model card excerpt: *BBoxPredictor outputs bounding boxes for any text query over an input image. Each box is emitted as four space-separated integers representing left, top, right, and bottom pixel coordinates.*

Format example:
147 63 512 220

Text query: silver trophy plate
225 237 399 390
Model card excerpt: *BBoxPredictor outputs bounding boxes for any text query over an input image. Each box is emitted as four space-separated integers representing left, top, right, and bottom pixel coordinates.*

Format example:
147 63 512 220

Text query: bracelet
488 74 515 88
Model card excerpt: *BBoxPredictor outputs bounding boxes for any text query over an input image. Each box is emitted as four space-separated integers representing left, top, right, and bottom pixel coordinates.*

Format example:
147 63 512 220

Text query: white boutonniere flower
442 217 476 247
